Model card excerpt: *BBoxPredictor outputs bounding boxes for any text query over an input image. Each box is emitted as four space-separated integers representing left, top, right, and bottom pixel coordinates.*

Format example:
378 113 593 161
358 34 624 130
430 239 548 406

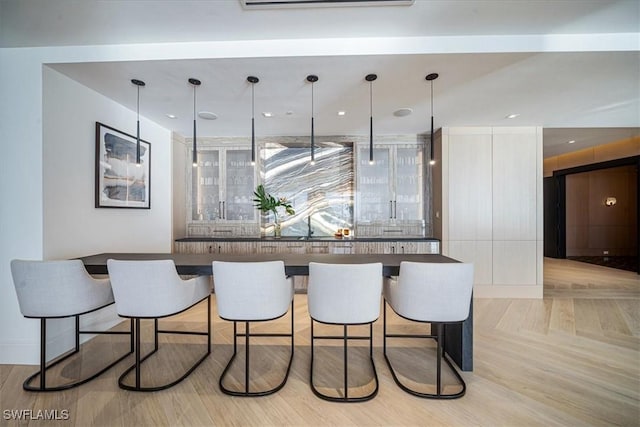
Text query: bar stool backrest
107 259 209 318
391 262 474 322
11 259 113 318
308 262 382 324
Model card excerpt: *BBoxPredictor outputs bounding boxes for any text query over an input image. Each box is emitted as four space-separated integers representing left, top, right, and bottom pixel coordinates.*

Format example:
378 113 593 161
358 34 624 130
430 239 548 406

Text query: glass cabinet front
224 149 255 221
192 150 221 221
355 144 423 222
190 146 256 223
356 147 392 221
394 146 423 221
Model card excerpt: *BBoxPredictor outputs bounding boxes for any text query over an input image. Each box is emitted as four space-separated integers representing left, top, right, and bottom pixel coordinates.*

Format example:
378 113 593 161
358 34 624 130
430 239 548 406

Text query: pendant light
306 75 318 165
131 79 145 166
189 78 201 167
426 73 439 166
247 76 259 166
365 74 377 165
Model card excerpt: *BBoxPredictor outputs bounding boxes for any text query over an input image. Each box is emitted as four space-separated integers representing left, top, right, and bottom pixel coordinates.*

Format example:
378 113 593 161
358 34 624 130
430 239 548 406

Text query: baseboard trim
0 341 39 365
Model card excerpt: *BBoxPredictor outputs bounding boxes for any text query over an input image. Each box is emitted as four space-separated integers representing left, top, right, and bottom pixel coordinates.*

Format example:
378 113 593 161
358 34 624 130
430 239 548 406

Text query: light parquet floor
1 257 638 426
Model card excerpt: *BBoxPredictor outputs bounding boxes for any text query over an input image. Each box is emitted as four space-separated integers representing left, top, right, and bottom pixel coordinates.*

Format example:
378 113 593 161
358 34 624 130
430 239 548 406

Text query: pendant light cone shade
365 74 377 164
131 79 145 166
307 75 318 165
248 76 259 166
426 73 439 166
189 78 201 167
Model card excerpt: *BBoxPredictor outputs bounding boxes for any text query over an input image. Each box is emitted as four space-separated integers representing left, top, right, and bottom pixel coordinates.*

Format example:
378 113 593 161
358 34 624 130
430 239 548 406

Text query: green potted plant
253 184 295 238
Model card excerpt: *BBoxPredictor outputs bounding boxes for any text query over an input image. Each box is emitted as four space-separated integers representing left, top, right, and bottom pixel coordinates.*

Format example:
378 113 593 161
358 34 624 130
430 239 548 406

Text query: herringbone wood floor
1 258 638 426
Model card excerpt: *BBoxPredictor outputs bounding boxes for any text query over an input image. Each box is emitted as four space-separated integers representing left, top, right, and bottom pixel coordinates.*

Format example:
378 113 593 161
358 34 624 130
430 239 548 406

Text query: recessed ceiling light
198 111 217 120
568 140 576 144
337 111 346 116
394 108 413 117
166 113 177 119
262 112 273 118
506 113 520 119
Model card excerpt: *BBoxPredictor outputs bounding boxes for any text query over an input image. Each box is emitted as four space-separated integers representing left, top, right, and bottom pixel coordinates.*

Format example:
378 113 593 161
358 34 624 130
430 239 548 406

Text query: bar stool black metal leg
219 303 294 397
344 324 348 400
436 323 442 396
135 318 141 389
383 309 466 399
118 297 211 392
245 321 250 394
310 319 378 403
40 318 46 390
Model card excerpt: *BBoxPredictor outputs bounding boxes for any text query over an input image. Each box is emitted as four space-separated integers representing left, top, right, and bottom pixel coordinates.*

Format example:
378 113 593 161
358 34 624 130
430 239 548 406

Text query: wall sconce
605 197 617 207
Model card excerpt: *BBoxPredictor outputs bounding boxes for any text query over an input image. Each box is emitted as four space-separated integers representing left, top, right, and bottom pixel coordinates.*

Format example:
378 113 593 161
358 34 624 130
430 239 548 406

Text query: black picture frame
95 122 151 209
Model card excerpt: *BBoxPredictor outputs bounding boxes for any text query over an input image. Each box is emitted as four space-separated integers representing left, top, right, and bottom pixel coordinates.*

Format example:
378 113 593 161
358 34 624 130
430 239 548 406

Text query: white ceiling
2 0 639 157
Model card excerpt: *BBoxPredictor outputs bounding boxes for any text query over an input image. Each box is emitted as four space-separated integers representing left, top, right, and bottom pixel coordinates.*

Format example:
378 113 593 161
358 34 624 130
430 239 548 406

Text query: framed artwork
95 122 151 209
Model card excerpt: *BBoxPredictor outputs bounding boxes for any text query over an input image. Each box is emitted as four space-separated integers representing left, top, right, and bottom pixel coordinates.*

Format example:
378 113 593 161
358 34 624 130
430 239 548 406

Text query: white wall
35 68 173 361
0 50 44 364
0 51 173 364
43 67 172 259
438 127 543 298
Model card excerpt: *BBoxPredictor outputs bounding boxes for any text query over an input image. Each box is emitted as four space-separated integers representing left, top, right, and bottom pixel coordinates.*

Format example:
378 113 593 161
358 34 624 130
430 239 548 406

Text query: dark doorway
545 156 639 274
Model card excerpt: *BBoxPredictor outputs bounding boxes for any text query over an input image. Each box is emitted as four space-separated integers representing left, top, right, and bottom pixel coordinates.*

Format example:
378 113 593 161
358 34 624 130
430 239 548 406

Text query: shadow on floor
567 256 638 273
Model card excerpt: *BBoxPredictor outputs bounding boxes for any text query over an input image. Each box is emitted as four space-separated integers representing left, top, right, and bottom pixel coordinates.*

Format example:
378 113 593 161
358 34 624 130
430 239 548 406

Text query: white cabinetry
437 127 543 298
187 143 258 236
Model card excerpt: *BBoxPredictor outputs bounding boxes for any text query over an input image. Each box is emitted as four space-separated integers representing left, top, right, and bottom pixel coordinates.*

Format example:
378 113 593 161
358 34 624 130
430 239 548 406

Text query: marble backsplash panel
261 141 353 237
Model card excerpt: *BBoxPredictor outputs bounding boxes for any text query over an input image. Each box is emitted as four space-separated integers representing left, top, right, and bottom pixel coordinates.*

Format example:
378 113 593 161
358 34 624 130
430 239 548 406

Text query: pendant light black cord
311 81 315 164
193 84 197 167
369 80 373 164
136 84 141 165
248 76 259 166
307 75 318 165
189 78 201 167
365 74 377 165
131 79 145 165
426 73 438 165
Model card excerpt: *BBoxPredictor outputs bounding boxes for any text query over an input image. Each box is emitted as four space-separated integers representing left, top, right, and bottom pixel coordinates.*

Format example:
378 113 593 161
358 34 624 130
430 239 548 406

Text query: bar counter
79 252 472 371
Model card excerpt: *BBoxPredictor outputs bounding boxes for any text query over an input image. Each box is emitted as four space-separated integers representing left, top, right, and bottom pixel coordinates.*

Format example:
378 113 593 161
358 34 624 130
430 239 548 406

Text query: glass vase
272 211 281 238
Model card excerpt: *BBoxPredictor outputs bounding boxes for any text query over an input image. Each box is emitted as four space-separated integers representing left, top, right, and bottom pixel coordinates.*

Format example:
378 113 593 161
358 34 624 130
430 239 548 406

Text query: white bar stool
212 260 294 397
107 259 211 392
307 262 382 402
10 259 133 391
383 261 474 399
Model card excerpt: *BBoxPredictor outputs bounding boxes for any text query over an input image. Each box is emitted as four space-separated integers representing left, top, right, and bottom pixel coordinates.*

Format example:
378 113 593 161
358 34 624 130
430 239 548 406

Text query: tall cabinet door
394 146 423 220
191 149 222 221
223 149 256 221
356 147 393 221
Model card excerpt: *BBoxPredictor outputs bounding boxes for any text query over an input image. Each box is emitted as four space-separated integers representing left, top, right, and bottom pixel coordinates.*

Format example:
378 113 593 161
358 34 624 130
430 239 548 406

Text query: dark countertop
176 237 440 242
